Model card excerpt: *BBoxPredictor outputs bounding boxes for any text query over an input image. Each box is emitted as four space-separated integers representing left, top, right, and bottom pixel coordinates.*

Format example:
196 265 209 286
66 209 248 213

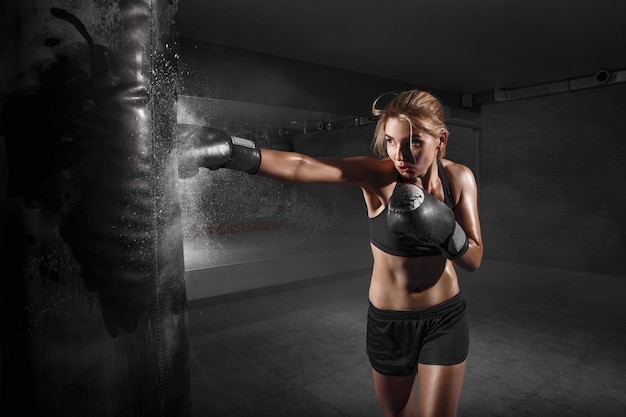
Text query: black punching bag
0 1 189 416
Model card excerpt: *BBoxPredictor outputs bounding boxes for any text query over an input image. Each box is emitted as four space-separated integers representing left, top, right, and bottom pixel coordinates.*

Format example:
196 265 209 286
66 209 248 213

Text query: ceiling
177 0 626 95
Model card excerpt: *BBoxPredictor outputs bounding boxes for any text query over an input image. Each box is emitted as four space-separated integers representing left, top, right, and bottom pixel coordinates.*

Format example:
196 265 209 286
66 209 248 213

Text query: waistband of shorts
368 292 464 320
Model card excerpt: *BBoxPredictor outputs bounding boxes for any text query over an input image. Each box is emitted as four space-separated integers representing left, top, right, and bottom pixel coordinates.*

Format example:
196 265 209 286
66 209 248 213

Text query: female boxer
178 90 483 417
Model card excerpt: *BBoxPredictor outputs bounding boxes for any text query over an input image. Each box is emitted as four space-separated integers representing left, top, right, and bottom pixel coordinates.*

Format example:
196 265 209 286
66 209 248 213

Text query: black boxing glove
177 124 261 178
387 182 469 259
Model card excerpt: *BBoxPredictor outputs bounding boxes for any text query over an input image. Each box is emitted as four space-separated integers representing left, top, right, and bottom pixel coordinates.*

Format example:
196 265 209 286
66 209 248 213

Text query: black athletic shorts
366 292 469 376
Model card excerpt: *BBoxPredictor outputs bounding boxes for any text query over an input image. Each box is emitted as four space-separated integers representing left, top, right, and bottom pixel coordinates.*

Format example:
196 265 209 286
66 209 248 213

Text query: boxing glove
387 182 469 259
177 124 261 178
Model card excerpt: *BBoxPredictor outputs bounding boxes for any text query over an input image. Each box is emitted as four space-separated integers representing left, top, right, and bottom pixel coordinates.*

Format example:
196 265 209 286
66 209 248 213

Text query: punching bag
0 1 189 416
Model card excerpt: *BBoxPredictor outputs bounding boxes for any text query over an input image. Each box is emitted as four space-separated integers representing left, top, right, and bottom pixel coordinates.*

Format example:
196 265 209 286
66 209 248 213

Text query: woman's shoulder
355 156 396 179
442 158 475 179
441 158 478 193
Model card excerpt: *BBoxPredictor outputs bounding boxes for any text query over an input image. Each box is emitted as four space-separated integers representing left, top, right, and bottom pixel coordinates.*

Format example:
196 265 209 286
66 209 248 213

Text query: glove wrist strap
441 222 469 260
225 141 261 174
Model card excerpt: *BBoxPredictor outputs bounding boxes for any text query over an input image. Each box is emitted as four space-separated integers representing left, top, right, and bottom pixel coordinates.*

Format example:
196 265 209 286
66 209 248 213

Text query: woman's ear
437 130 448 151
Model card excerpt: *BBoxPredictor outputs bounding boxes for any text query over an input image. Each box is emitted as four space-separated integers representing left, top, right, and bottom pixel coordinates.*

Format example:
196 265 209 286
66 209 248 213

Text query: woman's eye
410 138 423 147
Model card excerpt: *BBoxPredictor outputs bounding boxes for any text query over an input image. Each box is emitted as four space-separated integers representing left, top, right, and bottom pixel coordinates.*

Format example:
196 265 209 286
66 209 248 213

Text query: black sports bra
368 160 455 257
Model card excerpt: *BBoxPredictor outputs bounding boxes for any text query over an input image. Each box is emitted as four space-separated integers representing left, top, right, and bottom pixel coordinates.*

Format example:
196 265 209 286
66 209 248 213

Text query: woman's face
384 117 442 180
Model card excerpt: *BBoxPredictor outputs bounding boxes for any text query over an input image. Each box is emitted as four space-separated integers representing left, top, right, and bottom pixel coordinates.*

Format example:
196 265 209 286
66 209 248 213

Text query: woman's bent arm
450 164 483 272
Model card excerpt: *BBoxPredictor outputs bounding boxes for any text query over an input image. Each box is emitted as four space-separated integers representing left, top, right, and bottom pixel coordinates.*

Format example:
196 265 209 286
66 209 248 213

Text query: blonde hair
371 90 449 159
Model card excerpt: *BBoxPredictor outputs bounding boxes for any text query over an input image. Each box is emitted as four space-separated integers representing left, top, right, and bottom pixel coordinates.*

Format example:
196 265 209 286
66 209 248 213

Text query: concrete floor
187 260 626 417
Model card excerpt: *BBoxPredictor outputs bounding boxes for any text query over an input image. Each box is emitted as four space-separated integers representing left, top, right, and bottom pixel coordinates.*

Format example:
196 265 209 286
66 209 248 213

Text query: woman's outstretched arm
259 148 395 187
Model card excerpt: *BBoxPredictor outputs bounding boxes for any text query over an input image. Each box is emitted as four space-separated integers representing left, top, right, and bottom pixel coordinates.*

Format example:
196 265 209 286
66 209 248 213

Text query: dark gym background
176 1 626 416
2 1 625 416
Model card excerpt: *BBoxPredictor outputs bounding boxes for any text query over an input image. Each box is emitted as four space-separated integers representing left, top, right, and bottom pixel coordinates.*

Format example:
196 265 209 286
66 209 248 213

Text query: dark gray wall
480 84 626 276
178 37 462 116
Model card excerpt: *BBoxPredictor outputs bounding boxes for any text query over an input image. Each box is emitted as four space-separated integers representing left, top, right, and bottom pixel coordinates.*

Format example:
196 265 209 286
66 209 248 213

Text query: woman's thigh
416 361 467 417
372 368 417 417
